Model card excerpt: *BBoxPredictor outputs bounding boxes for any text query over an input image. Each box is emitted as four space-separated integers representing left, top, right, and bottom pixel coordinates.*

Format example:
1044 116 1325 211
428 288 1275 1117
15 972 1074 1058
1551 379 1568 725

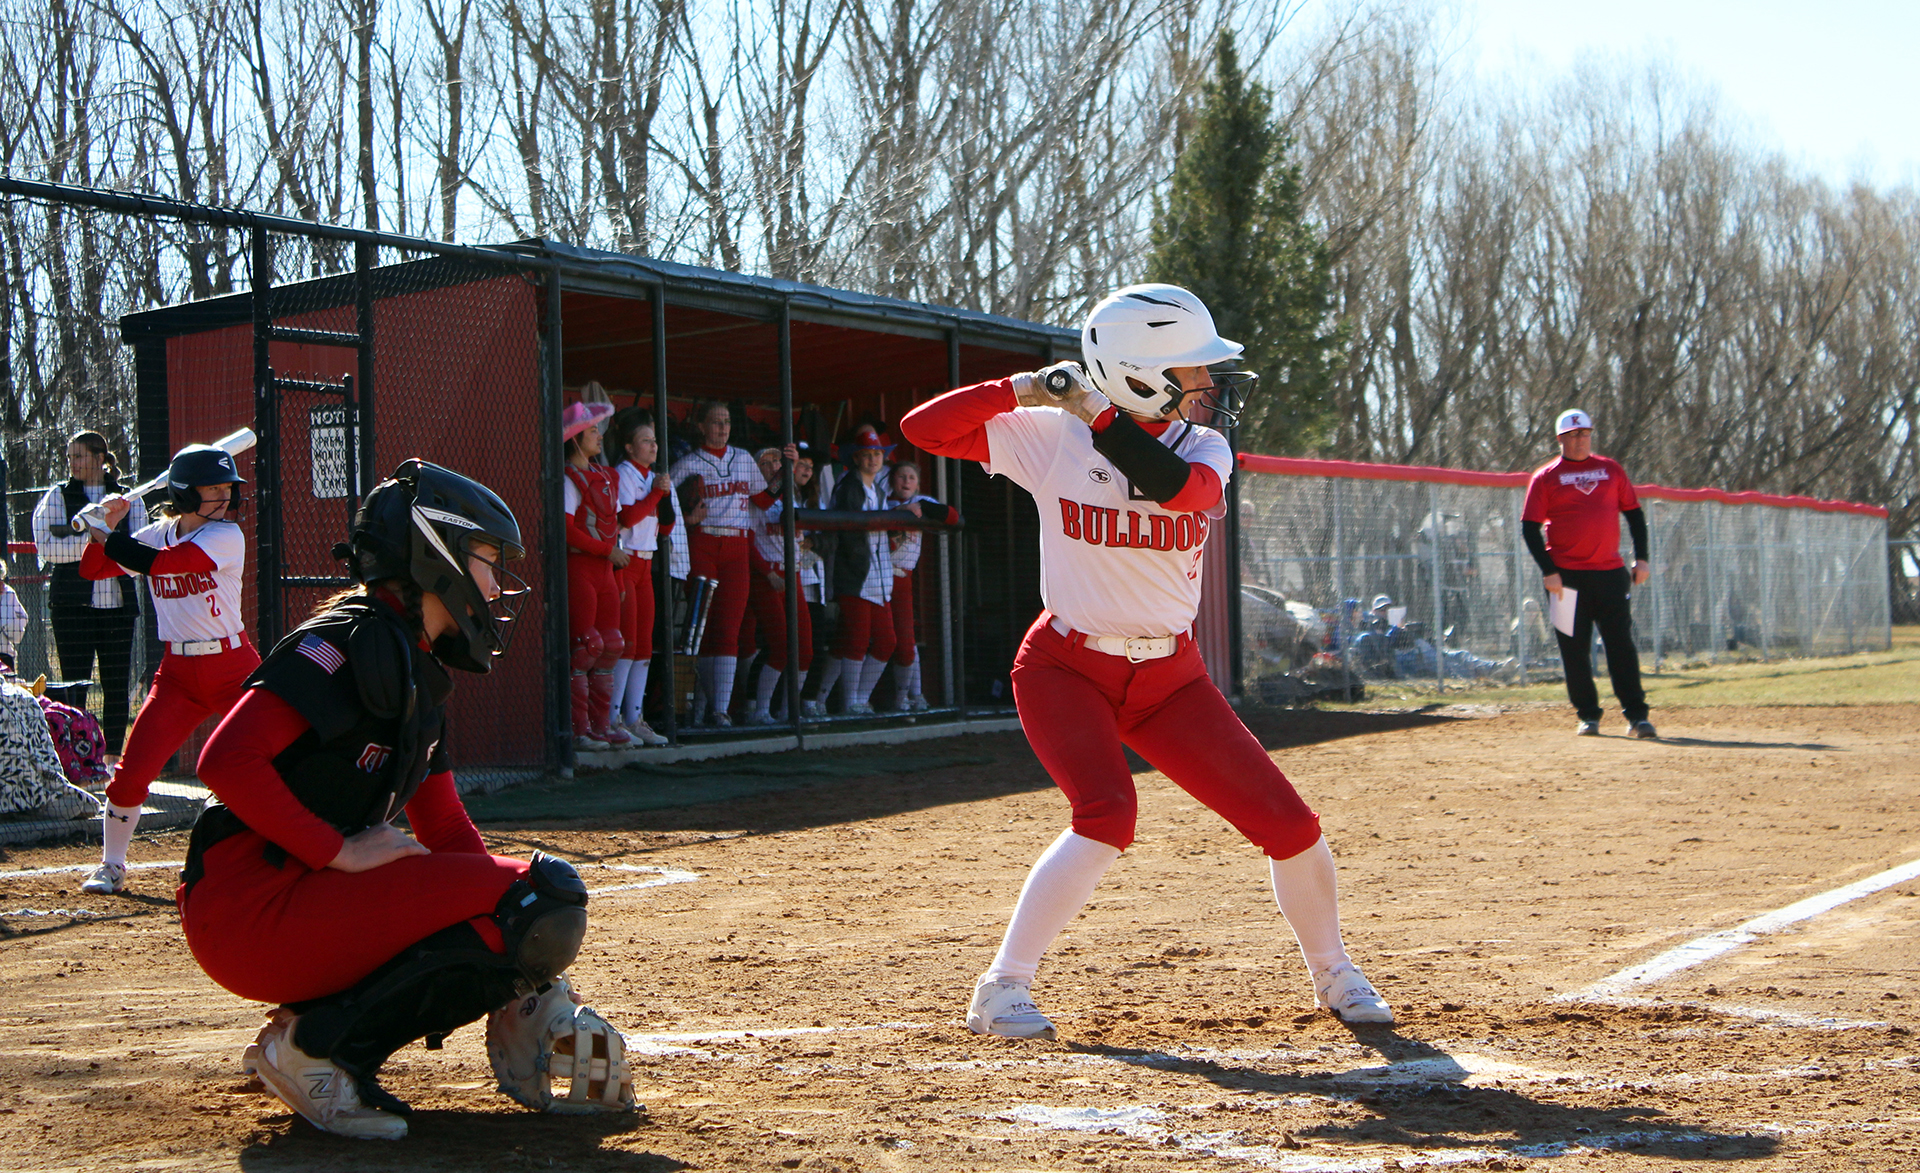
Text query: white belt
167 634 246 656
1051 617 1185 663
699 526 745 538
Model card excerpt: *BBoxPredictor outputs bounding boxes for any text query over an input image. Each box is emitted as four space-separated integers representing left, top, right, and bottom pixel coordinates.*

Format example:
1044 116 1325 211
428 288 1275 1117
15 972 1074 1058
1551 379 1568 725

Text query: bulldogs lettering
1058 500 1207 551
151 571 220 599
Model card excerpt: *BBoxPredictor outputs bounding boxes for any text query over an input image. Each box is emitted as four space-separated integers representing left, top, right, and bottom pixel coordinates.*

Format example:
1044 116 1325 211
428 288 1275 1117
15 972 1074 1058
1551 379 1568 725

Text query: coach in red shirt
1521 409 1656 739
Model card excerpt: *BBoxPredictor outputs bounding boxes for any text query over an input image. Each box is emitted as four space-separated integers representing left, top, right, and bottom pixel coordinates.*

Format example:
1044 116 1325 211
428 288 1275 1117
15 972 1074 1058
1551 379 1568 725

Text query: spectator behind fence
610 409 670 747
1521 408 1657 740
561 398 629 749
0 561 27 672
31 430 139 762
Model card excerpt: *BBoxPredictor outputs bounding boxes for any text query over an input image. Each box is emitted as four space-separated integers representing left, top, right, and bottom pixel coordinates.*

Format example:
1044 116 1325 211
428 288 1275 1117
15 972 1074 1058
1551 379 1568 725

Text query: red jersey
1521 454 1639 571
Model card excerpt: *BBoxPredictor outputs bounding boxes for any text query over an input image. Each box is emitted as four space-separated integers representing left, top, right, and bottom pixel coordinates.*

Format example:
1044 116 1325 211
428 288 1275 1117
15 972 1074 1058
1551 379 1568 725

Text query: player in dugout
902 283 1393 1038
182 461 634 1138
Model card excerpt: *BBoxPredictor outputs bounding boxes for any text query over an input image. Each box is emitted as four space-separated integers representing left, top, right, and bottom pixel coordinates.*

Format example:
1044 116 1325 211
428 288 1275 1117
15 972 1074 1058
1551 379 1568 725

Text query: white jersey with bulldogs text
670 446 765 530
130 517 247 643
985 406 1232 639
615 460 660 553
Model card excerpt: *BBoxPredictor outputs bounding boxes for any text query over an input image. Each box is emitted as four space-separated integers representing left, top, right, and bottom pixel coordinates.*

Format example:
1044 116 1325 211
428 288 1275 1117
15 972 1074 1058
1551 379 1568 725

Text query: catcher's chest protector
249 599 454 834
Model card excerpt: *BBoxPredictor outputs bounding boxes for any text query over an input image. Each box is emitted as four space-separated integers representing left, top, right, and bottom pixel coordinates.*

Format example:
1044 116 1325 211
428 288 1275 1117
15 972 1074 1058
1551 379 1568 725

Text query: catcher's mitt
486 976 636 1114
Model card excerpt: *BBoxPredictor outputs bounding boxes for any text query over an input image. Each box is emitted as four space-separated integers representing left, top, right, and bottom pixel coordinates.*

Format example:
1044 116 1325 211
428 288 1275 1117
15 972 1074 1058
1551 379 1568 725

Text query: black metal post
251 227 282 648
354 239 376 497
653 285 677 746
947 327 966 716
543 263 572 771
778 299 803 746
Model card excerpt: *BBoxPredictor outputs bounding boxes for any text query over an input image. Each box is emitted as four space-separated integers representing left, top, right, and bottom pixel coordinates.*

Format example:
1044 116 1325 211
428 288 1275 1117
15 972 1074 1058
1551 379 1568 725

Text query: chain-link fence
1234 457 1891 702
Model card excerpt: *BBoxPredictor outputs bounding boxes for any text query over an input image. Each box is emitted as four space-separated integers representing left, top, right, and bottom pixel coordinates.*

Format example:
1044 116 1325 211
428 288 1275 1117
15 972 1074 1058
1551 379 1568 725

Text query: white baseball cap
1371 594 1392 610
1555 408 1593 435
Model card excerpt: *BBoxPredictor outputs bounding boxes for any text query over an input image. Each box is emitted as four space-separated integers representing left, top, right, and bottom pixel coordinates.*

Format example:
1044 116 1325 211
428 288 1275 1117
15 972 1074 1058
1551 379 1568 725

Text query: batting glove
1011 362 1111 425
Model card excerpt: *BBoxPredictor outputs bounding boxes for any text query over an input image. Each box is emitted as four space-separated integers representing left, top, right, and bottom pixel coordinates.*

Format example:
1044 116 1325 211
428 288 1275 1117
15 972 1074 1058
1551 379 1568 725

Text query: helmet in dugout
1080 283 1259 425
339 459 528 673
167 444 245 515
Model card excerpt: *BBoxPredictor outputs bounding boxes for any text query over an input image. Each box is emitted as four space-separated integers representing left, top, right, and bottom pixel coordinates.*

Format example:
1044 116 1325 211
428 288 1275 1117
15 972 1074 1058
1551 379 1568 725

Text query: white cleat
80 862 127 895
1314 963 1394 1024
248 1012 408 1139
746 709 778 726
967 979 1057 1040
627 719 669 746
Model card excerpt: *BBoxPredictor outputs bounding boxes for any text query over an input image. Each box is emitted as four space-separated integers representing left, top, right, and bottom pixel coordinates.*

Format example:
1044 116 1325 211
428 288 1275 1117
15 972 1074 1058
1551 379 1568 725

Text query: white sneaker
801 700 826 718
1314 963 1394 1024
746 709 777 726
711 710 733 727
844 701 875 716
248 1013 408 1139
1575 720 1600 736
906 694 930 712
627 719 668 747
80 861 126 895
573 734 609 751
967 979 1056 1039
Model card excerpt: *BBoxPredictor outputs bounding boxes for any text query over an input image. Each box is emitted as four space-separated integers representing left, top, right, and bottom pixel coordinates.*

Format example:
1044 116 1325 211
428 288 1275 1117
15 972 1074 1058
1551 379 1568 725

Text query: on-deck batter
901 283 1394 1037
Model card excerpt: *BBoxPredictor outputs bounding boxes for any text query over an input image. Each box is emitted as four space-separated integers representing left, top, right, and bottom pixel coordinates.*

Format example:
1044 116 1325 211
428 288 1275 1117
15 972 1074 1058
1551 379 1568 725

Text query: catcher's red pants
741 568 810 672
888 569 917 666
1010 612 1321 859
618 554 655 660
567 553 621 653
105 641 259 809
835 595 895 662
182 830 527 1005
689 530 749 655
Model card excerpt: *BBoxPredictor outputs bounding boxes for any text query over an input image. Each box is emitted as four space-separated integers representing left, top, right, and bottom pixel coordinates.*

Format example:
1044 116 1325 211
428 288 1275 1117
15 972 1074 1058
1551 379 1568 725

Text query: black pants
49 602 137 753
1552 566 1648 724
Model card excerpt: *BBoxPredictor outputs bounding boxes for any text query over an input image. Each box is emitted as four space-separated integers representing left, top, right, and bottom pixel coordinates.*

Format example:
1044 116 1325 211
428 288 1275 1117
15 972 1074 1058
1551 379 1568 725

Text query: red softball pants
888 569 917 666
567 552 623 660
1009 612 1322 859
618 554 655 660
105 641 260 809
181 830 527 1005
741 568 811 672
835 595 896 662
690 531 749 656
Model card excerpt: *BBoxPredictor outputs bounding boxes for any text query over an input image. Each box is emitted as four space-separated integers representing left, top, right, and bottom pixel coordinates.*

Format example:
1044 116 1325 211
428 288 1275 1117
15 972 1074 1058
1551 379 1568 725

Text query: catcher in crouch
183 460 633 1139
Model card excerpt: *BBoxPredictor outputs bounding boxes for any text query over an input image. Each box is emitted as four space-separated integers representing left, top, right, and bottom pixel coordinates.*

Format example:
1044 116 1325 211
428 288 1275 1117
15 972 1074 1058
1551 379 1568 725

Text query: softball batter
901 283 1392 1036
77 444 257 895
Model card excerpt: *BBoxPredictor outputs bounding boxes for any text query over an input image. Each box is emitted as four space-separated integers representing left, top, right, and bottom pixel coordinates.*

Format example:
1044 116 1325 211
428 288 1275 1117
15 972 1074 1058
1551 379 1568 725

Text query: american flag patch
296 634 345 674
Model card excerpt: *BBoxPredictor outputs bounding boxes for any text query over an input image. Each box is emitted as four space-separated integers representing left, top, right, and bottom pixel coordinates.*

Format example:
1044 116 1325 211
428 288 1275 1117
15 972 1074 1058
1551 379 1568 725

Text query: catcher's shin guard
487 975 636 1113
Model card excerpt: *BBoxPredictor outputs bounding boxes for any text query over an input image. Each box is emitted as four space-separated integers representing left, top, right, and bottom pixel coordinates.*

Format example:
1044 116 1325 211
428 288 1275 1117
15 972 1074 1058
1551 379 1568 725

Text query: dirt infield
4 702 1918 1171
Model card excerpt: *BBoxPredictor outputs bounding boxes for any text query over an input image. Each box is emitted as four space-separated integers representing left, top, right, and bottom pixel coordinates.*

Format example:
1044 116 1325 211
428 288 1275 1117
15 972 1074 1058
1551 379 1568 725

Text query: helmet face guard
1081 284 1251 422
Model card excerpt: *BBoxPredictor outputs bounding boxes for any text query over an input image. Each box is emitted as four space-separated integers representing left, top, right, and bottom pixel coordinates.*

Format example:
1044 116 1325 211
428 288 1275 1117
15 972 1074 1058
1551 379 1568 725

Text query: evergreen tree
1147 32 1339 454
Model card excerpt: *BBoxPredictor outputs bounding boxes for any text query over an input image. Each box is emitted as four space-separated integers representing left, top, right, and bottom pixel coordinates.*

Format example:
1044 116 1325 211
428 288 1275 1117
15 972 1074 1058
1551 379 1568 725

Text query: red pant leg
181 830 528 1005
626 556 655 660
889 569 916 666
834 594 870 659
1117 643 1322 860
106 643 261 808
567 553 612 644
1009 617 1138 850
692 533 749 656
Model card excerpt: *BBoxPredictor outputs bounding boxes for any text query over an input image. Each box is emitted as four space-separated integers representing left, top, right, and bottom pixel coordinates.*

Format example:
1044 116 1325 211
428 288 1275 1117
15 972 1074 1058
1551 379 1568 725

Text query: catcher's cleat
487 975 636 1114
967 979 1056 1040
80 862 126 895
1575 720 1600 737
1630 720 1659 740
248 1012 408 1139
1314 963 1394 1024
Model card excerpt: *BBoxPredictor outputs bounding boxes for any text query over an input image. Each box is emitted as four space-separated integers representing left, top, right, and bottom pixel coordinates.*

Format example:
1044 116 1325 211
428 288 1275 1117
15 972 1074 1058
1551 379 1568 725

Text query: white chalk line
1566 853 1920 1002
0 859 697 898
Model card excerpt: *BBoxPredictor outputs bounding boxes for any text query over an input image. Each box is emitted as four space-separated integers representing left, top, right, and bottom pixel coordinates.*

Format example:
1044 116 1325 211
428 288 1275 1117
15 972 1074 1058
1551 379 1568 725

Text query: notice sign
309 403 357 499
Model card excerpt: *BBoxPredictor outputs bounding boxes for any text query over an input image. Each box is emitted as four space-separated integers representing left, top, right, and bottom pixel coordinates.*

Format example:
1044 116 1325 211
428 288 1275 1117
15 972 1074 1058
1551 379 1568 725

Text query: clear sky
1461 0 1920 189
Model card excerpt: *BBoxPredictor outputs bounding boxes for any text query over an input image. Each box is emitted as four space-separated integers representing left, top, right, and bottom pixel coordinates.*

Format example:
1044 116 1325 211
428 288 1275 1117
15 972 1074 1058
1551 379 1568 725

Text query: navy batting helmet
167 444 245 515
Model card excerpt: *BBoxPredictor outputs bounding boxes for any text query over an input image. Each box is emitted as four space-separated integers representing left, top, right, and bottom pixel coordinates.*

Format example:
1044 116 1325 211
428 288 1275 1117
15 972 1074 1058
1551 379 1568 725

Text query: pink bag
37 696 110 786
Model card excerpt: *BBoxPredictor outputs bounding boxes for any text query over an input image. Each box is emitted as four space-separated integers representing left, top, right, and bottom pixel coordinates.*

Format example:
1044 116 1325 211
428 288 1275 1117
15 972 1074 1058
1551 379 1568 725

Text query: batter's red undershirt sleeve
79 542 128 580
198 688 346 870
403 770 488 856
565 507 615 557
1162 463 1224 513
900 379 1019 463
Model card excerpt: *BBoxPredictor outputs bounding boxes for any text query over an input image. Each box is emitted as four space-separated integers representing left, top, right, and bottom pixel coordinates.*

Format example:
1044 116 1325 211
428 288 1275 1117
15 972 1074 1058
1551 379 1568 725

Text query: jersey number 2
207 593 220 617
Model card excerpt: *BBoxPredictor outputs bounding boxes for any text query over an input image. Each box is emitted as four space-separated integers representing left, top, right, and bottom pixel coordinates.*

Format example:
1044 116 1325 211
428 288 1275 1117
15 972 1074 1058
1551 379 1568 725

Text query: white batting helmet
1081 284 1247 420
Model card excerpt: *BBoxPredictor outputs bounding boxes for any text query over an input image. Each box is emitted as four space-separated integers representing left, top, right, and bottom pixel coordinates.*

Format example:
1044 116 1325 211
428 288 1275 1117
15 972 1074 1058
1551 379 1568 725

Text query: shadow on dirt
1071 1029 1778 1163
1643 735 1842 751
471 710 1462 840
236 1108 687 1171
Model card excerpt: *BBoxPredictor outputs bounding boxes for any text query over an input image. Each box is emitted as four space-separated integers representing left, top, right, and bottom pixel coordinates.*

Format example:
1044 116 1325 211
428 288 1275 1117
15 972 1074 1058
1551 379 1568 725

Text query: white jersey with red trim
670 446 765 530
615 460 660 553
985 406 1231 639
130 517 247 643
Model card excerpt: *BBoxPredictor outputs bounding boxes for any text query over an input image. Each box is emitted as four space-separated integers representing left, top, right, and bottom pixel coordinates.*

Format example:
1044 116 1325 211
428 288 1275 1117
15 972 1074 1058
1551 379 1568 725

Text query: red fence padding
1235 453 1888 518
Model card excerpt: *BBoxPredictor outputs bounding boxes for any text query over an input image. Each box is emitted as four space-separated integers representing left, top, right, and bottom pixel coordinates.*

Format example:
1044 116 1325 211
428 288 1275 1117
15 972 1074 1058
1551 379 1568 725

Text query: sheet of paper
1550 587 1578 637
1387 607 1408 627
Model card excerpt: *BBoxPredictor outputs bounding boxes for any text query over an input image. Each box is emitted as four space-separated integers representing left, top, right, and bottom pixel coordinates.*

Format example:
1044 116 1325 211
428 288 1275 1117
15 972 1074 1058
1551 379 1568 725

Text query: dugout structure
1226 453 1891 701
5 177 1081 778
